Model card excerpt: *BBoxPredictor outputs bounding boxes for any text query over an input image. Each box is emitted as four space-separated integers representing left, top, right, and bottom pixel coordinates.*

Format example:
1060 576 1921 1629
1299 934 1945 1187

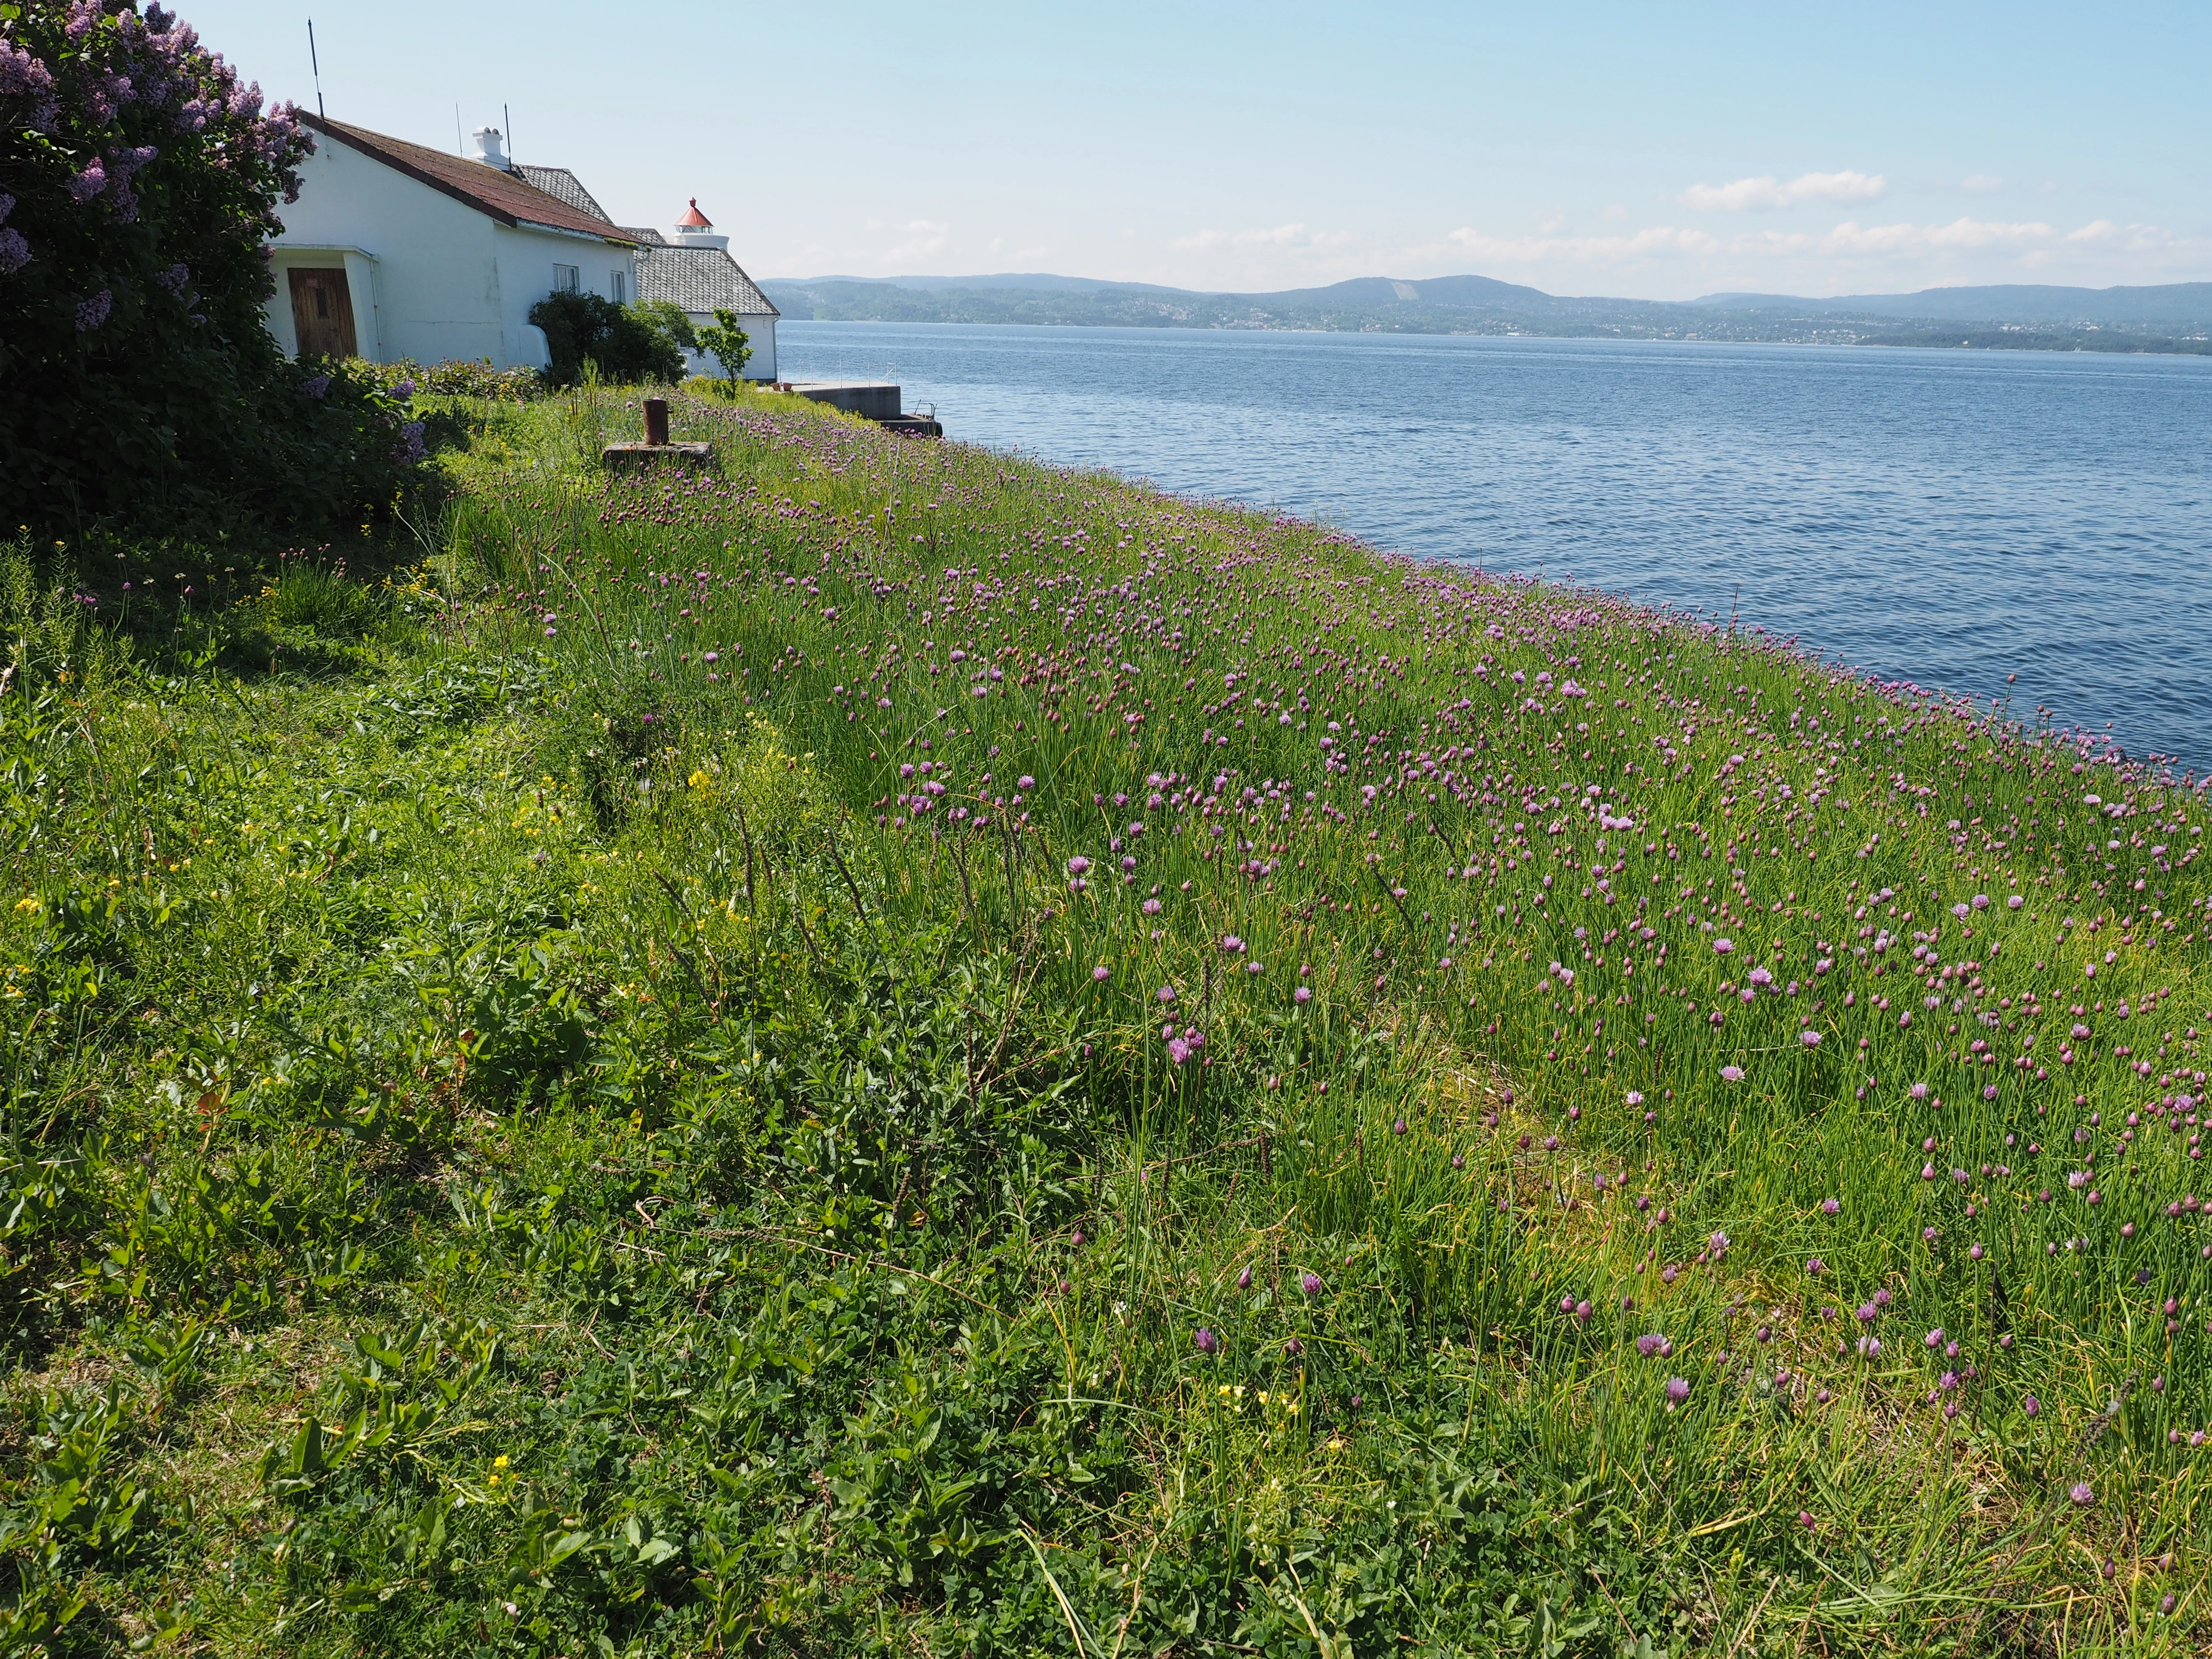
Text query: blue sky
191 0 2212 299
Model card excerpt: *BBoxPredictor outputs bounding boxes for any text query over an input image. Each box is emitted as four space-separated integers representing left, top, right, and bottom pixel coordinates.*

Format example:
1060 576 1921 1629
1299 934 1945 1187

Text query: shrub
526 292 684 388
366 357 547 402
695 307 753 387
0 1 425 538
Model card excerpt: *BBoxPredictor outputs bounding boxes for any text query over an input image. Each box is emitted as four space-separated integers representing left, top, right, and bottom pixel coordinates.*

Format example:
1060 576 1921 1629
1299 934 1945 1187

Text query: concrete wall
267 138 635 369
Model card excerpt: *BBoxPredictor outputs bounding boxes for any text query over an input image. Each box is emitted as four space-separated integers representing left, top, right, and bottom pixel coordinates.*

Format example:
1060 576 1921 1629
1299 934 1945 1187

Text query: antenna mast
306 19 325 120
505 103 512 162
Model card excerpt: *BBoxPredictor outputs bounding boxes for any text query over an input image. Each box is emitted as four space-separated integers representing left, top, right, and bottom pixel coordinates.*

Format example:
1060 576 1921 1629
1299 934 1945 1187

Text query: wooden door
288 267 358 359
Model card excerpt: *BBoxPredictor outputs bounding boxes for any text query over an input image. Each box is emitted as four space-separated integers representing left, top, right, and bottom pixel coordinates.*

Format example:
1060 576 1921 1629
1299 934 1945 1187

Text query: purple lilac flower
68 159 108 202
0 228 28 276
74 289 113 331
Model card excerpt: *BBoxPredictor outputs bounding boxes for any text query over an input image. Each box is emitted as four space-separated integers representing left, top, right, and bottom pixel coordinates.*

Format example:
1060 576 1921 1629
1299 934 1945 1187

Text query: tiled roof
302 116 635 245
515 165 615 226
635 242 780 318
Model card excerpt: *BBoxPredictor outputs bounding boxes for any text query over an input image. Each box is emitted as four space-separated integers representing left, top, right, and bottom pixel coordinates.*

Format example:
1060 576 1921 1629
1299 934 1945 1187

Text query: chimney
469 126 511 169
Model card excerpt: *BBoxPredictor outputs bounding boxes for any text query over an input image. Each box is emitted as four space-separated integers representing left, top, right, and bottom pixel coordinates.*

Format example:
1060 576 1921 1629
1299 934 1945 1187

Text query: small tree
694 308 752 389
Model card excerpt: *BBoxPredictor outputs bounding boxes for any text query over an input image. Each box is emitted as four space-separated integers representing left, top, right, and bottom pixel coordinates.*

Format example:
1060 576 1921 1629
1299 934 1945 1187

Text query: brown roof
303 115 636 245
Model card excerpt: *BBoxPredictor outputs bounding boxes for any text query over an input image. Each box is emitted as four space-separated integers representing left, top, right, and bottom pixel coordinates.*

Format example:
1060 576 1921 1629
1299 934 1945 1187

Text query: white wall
683 315 777 381
267 137 635 369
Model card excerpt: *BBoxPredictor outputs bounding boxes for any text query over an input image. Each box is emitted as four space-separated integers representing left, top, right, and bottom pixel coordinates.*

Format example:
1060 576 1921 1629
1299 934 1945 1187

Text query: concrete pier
775 381 943 437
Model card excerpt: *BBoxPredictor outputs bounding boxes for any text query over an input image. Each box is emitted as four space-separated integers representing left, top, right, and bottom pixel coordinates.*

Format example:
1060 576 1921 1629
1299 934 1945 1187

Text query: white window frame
553 263 580 294
610 270 627 303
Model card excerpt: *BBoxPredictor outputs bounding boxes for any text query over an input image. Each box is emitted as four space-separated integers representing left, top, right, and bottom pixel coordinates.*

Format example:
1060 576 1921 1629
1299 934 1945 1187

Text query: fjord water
782 321 2212 769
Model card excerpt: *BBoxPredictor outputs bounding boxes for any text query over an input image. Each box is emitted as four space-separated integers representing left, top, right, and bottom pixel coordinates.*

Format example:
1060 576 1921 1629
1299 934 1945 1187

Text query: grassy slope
3 385 2209 1657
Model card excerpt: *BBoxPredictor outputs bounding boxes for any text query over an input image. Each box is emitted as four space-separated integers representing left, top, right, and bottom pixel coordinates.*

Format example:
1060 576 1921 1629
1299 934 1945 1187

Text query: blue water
781 322 2212 771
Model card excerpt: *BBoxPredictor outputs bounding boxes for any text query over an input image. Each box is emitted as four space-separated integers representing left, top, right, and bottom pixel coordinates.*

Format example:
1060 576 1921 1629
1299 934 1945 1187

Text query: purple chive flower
1066 855 1091 876
1625 1090 1645 1106
1236 1265 1252 1290
1800 1030 1821 1047
2069 1482 2094 1508
1720 1065 1745 1082
1714 938 1733 955
1193 1327 1218 1356
2008 895 2024 910
1635 1333 1669 1358
1392 1118 1407 1136
1856 1335 1881 1358
1294 985 1312 1003
1301 1272 1322 1297
1018 776 1035 789
1092 964 1110 982
1821 1197 1840 1214
2023 1395 2040 1417
1665 1377 1690 1405
1806 1257 1825 1275
1166 1037 1191 1065
1156 985 1175 1004
1910 1082 1930 1101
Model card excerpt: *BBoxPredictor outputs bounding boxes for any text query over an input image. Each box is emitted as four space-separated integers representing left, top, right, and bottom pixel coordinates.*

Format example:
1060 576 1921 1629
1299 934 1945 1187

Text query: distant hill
1695 282 2212 325
762 272 2212 353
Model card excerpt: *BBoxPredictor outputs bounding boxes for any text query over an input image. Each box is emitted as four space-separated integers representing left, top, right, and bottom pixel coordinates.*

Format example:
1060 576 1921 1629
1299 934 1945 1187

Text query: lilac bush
0 1 423 530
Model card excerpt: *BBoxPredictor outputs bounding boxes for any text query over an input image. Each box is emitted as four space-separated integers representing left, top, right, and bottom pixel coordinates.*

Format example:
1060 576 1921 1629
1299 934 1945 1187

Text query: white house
511 175 780 380
266 118 639 369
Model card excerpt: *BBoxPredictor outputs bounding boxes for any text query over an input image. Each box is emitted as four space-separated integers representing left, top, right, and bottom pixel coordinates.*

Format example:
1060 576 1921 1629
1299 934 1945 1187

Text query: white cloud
1442 224 1718 264
1171 222 1348 251
1821 215 2052 255
1680 170 1888 211
884 218 950 262
1962 174 2004 194
1418 214 2196 280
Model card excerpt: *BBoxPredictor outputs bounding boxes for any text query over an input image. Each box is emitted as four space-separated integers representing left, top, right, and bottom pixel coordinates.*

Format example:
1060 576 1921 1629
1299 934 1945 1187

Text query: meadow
1 383 2207 1657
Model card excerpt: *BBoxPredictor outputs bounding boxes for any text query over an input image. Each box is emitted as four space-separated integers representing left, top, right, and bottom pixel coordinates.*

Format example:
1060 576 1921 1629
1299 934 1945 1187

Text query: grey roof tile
515 165 615 225
636 243 780 318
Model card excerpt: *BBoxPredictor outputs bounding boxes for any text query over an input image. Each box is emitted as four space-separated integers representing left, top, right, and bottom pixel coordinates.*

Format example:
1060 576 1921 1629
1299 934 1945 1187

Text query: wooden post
643 397 669 446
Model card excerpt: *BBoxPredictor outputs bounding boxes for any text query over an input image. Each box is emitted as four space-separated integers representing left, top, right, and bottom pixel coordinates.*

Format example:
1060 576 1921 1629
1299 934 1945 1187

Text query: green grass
2 383 2208 1656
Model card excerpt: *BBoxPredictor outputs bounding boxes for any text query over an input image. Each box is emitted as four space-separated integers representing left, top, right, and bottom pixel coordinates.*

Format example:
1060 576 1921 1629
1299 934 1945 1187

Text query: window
553 264 579 294
609 270 627 303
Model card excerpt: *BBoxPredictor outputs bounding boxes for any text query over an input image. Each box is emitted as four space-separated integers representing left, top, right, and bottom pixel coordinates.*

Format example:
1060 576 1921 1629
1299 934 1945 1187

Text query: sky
189 0 2212 300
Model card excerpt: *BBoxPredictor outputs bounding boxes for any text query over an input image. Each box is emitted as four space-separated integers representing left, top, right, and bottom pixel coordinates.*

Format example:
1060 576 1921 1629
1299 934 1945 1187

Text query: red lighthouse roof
675 198 712 228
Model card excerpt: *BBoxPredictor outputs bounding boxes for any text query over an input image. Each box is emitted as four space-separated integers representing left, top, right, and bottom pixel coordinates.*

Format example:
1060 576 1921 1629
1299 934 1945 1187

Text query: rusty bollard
643 397 670 446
